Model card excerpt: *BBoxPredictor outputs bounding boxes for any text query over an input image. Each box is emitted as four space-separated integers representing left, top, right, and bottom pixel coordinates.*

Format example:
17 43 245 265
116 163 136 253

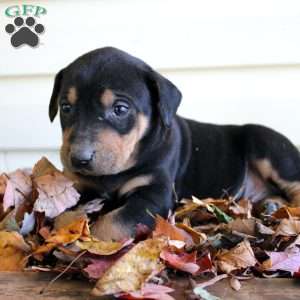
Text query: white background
0 0 300 171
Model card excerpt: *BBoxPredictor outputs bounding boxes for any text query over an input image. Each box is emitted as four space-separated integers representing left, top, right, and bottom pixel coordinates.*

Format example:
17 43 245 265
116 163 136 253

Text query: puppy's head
49 47 181 176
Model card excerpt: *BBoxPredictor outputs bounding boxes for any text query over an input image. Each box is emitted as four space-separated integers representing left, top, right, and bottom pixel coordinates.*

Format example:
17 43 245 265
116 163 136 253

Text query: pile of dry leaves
1 157 300 300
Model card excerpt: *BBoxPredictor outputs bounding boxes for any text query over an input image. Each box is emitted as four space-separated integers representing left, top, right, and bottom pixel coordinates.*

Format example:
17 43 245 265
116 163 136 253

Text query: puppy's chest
74 173 128 202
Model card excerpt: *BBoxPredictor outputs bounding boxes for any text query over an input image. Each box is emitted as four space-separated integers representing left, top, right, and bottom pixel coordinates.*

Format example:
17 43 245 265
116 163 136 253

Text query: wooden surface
0 272 299 300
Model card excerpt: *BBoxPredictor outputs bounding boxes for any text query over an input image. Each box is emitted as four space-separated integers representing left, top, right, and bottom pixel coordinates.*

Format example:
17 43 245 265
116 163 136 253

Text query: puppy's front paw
91 209 133 241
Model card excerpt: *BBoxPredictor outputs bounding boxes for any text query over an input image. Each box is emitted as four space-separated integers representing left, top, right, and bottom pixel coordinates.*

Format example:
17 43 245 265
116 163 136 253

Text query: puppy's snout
70 148 95 169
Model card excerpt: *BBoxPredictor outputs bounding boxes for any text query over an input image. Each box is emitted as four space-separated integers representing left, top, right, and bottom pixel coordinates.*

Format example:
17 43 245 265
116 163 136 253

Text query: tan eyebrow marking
100 89 115 107
67 87 77 104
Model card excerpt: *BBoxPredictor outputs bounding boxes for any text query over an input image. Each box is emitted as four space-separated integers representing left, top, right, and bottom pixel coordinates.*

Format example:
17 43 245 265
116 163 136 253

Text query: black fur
49 47 300 236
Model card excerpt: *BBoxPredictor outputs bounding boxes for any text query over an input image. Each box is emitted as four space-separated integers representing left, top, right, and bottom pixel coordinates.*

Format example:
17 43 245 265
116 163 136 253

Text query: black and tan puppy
49 47 300 241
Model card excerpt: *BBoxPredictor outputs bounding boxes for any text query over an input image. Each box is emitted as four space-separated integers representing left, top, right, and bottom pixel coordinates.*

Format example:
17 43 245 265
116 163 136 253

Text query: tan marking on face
91 208 133 241
60 127 73 171
254 159 300 206
93 113 149 175
67 87 77 105
100 89 115 107
119 175 153 197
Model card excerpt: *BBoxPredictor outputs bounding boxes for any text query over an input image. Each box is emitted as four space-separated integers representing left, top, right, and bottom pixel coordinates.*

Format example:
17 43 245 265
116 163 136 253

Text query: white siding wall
0 0 300 171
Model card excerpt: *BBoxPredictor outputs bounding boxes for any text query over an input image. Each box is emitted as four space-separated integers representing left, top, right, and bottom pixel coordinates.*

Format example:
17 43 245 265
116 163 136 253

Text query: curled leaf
216 240 257 273
2 170 32 212
32 157 80 218
92 238 166 296
275 218 300 236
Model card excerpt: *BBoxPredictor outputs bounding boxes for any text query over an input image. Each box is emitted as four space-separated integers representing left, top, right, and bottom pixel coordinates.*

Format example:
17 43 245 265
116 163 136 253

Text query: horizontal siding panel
1 0 300 76
3 150 61 172
0 104 61 149
0 153 6 171
0 66 300 149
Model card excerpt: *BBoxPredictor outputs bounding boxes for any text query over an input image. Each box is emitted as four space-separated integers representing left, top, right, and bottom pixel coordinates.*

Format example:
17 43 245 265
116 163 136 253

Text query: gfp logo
4 5 46 48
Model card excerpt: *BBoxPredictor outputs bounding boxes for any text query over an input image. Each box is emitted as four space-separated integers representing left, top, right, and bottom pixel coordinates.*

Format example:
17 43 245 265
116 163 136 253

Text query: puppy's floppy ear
147 70 182 127
49 69 64 122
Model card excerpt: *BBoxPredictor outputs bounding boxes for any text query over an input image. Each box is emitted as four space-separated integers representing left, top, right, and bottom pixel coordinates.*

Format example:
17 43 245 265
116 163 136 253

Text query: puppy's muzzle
70 147 95 170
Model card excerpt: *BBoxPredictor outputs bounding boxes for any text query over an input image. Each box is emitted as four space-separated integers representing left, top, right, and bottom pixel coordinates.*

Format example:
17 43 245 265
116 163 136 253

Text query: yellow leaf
34 217 89 255
46 216 89 244
0 231 30 271
76 237 129 255
91 238 166 296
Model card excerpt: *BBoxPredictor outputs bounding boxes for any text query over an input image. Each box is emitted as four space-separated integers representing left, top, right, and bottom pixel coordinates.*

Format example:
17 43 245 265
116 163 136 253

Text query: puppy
49 47 300 241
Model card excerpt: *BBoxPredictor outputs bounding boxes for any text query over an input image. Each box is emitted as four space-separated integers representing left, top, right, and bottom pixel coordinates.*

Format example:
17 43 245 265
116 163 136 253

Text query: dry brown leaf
2 169 32 212
176 223 207 245
32 156 60 178
229 198 252 218
216 240 257 273
227 218 256 236
202 198 230 212
256 222 275 235
32 157 80 218
275 218 300 236
175 197 229 220
0 231 31 271
272 206 300 219
91 238 166 296
153 215 186 242
175 199 202 218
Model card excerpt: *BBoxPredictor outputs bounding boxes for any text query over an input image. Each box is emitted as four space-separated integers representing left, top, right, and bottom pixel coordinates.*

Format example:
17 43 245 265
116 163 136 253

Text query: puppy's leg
243 124 300 207
91 178 173 241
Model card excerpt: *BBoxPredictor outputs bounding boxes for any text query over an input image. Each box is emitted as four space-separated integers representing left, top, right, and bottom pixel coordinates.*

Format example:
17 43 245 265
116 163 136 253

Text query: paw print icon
5 16 45 48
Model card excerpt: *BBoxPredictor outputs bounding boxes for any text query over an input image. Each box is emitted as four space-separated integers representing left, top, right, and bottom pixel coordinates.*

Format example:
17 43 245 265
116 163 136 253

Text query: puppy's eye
113 102 129 117
61 103 72 113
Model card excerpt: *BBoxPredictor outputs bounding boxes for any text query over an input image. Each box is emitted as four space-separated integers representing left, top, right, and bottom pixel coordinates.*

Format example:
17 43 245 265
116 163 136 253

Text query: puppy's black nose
71 151 94 169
